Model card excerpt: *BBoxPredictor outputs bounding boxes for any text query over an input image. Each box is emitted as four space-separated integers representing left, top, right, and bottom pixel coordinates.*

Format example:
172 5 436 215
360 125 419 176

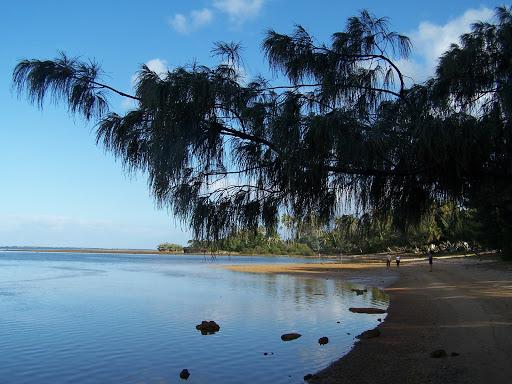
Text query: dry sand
224 257 512 384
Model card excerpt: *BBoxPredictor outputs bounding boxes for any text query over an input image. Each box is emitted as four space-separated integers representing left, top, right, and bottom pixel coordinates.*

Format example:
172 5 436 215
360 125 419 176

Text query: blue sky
0 0 503 249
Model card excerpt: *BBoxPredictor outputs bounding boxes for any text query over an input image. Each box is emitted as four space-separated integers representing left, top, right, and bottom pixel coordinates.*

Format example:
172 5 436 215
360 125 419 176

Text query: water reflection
0 252 389 384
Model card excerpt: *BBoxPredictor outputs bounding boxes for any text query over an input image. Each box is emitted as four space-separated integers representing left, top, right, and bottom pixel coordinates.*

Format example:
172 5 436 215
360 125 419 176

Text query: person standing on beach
386 255 391 268
428 252 433 272
396 255 400 268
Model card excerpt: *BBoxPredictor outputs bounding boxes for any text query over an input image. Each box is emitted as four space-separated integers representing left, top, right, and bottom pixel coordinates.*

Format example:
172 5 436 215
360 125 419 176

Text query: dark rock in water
356 328 380 339
281 332 301 341
304 373 313 381
349 307 386 314
451 352 460 357
196 320 220 335
377 318 382 322
318 336 329 345
179 369 190 380
430 349 447 358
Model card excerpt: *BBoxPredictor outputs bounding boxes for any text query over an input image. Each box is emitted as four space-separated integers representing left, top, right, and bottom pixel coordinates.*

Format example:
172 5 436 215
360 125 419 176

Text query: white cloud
168 1 265 33
213 0 264 23
130 58 168 86
169 13 189 34
398 7 494 84
191 8 214 26
121 58 169 111
169 8 213 34
145 58 169 77
413 8 493 68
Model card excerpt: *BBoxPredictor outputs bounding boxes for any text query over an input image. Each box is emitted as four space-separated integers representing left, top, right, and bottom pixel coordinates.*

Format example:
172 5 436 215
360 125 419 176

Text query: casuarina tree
12 8 512 256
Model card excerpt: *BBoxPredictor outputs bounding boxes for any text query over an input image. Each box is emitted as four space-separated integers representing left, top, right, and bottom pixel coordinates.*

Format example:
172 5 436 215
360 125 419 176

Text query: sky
0 0 504 249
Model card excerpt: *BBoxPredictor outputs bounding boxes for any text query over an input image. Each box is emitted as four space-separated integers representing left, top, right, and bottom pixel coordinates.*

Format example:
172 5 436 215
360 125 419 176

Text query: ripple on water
0 252 388 384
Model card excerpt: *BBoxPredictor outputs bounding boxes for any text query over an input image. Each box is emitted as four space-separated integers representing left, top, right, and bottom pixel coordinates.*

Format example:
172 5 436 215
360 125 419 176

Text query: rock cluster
195 320 220 335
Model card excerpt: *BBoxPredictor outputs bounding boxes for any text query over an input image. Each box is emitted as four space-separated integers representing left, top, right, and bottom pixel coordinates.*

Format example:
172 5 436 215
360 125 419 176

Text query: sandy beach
225 256 512 384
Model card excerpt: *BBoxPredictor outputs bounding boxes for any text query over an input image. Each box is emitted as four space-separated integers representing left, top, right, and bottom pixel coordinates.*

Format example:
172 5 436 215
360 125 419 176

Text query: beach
225 256 512 383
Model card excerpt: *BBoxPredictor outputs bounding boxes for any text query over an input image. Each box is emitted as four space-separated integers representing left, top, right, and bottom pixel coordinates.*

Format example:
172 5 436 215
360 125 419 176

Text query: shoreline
224 256 512 383
1 247 489 260
0 248 381 257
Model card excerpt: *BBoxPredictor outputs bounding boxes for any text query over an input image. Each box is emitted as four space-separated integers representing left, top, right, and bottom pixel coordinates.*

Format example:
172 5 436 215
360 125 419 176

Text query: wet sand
224 262 384 274
224 262 403 288
225 257 512 384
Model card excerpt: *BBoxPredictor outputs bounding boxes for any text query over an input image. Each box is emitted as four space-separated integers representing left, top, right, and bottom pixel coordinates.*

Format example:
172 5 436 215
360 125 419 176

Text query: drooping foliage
430 8 512 255
188 228 316 256
285 202 480 254
12 8 512 256
188 203 480 256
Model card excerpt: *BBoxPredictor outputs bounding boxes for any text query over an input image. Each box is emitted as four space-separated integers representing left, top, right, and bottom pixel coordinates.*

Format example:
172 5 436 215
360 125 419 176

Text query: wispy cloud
0 214 186 249
169 8 214 34
0 215 111 232
192 8 215 27
169 1 266 34
398 7 494 84
213 0 264 23
170 14 189 34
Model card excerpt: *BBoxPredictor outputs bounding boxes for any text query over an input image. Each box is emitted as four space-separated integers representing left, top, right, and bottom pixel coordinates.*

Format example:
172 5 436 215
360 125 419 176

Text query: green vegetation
188 230 315 256
157 243 184 252
188 203 480 256
12 7 512 259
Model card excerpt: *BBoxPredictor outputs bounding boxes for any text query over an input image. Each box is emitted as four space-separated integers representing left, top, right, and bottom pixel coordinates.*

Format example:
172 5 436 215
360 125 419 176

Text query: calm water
0 252 391 384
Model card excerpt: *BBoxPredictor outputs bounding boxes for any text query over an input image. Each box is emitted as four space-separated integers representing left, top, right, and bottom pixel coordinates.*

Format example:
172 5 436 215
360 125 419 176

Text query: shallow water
0 252 389 383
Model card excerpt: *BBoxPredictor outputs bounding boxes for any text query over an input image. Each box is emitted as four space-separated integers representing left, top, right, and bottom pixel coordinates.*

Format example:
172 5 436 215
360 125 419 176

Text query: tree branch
262 82 403 100
311 46 407 98
218 126 282 155
87 78 141 101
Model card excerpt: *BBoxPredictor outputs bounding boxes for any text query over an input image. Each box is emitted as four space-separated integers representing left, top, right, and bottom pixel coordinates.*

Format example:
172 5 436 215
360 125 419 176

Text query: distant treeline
182 203 483 256
157 243 184 253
